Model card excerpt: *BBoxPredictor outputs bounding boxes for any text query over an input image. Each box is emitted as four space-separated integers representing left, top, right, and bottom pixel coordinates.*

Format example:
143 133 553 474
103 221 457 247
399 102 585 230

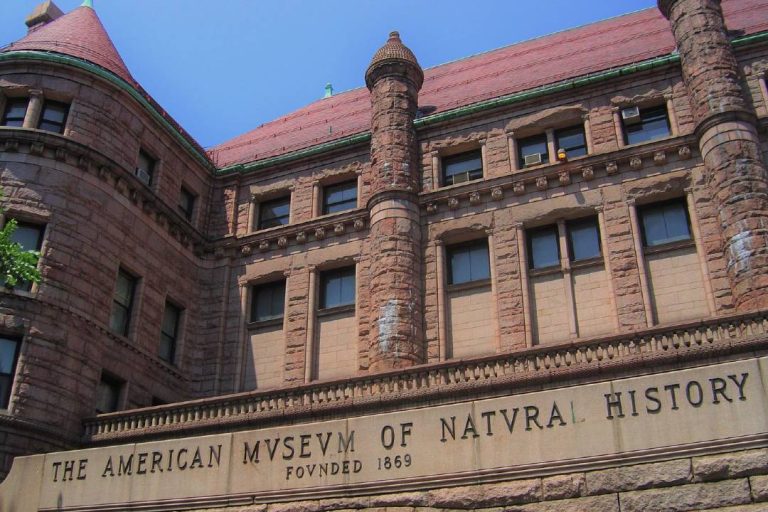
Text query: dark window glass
179 186 196 221
159 302 181 363
567 217 601 261
9 221 44 291
323 180 357 214
37 101 69 133
0 337 20 409
320 267 355 309
110 269 136 336
518 133 550 168
251 280 286 322
447 240 491 285
442 150 483 186
528 225 560 269
623 105 671 145
136 150 155 186
555 125 587 158
258 196 290 229
95 374 121 414
1 98 28 127
639 199 691 247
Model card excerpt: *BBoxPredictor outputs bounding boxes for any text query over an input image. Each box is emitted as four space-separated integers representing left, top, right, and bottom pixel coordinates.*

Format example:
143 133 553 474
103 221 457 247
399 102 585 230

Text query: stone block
619 479 751 512
425 479 541 508
542 473 585 500
750 474 768 502
586 459 691 494
506 494 619 512
693 449 768 481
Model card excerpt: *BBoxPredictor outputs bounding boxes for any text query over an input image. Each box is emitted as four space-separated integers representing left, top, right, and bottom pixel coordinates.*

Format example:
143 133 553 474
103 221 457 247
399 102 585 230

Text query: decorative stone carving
490 187 503 201
30 142 44 155
469 191 481 205
426 203 438 214
334 223 345 235
353 218 365 231
558 170 571 186
513 182 525 195
315 227 326 239
605 161 618 175
630 156 642 169
654 151 667 166
536 176 548 191
582 166 594 180
3 140 18 152
55 148 67 161
258 240 270 252
448 197 460 209
678 145 692 159
277 236 288 248
296 231 307 243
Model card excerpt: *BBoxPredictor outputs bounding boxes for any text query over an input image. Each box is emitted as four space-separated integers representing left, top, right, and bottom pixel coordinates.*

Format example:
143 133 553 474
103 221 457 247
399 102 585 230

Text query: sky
1 1 657 149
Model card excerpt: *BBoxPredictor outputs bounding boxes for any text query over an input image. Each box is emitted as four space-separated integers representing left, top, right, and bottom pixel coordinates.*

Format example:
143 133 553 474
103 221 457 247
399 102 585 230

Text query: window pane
625 105 671 145
323 181 357 214
162 303 180 337
252 281 285 321
443 151 482 185
529 226 559 269
159 334 175 363
10 223 43 251
321 267 355 308
115 271 135 306
568 217 601 261
96 376 120 414
38 102 69 134
2 99 28 127
0 338 18 376
179 187 195 220
110 304 128 334
111 269 135 336
518 134 549 167
259 197 290 229
448 241 490 284
641 200 691 247
555 126 587 158
449 247 472 284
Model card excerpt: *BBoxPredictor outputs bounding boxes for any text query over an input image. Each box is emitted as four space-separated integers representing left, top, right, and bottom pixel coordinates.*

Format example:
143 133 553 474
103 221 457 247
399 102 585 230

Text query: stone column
659 0 768 311
364 31 425 371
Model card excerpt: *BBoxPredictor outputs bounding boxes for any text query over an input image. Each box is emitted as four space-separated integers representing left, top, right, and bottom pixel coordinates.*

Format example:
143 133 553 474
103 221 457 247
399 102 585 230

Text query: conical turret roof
3 4 134 84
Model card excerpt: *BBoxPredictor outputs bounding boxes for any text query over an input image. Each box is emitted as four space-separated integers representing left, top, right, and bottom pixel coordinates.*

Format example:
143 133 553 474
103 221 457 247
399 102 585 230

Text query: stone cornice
82 309 768 444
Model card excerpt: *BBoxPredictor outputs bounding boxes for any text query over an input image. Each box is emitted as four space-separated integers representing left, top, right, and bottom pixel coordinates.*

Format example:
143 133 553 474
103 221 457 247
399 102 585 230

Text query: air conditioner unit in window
452 172 470 184
621 106 641 124
524 153 543 167
134 168 151 185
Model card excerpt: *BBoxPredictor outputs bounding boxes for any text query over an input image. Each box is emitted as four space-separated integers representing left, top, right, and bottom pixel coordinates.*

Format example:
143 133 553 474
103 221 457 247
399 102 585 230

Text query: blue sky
2 1 656 148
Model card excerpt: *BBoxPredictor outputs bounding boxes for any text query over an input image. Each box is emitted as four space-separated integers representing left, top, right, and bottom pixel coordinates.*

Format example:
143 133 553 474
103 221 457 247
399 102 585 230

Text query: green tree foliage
0 217 41 288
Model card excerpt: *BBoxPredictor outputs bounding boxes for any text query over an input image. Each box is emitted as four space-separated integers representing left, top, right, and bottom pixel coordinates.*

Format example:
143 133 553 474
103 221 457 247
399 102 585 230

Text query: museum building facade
2 0 768 510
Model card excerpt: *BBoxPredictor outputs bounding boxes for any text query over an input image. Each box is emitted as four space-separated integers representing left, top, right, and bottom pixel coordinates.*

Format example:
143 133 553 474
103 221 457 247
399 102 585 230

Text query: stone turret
364 32 424 371
658 0 768 311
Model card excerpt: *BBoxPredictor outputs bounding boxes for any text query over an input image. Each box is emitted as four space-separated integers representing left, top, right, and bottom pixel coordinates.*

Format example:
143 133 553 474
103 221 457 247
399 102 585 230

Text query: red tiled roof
3 5 134 84
210 0 768 169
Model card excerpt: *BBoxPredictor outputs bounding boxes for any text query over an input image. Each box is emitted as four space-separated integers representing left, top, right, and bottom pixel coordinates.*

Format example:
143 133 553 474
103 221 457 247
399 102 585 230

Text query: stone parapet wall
192 449 768 512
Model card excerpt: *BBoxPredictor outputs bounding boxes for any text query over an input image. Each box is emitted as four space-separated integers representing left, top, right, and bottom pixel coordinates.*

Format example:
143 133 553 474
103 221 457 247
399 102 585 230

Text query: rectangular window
258 196 290 230
639 199 692 247
109 268 136 336
179 186 196 221
37 101 69 134
9 221 44 291
322 180 357 215
622 105 671 145
567 217 601 261
0 337 20 409
1 98 28 127
527 225 560 269
555 125 587 159
135 150 155 186
320 267 355 309
447 240 491 285
442 150 483 186
95 373 122 414
518 134 550 168
159 301 181 363
251 280 286 322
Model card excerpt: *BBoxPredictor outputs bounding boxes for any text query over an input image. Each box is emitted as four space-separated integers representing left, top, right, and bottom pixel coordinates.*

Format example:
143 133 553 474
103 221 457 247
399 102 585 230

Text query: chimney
324 83 334 98
25 1 64 33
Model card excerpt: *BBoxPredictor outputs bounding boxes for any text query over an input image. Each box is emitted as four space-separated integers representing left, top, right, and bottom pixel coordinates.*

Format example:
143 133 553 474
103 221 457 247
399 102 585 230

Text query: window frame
441 150 483 186
518 133 550 168
1 98 28 127
446 239 492 286
621 104 671 146
135 149 156 186
109 268 137 337
566 216 602 263
159 301 182 364
179 186 196 221
638 198 693 250
257 195 291 230
37 100 69 134
7 220 45 291
319 266 356 310
322 179 358 215
250 279 287 324
527 225 561 270
95 372 123 415
554 125 588 159
0 336 21 410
